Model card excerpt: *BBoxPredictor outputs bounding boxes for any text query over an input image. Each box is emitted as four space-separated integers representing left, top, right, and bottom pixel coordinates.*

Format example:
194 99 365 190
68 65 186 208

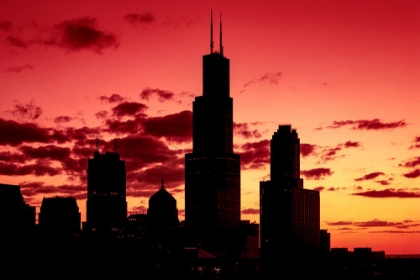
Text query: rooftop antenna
114 138 118 153
210 9 214 53
95 135 99 152
219 13 223 56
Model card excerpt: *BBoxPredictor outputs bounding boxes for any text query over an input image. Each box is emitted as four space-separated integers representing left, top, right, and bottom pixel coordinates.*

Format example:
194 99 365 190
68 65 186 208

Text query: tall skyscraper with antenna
85 138 127 233
185 11 241 254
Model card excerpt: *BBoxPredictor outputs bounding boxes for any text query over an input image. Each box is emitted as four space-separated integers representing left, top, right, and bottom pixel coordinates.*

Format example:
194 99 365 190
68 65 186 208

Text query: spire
95 135 99 152
219 13 223 56
210 9 214 54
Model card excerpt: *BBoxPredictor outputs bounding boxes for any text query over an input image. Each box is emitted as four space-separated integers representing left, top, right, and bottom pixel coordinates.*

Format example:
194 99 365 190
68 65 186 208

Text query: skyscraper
185 11 240 254
85 142 127 232
260 125 320 276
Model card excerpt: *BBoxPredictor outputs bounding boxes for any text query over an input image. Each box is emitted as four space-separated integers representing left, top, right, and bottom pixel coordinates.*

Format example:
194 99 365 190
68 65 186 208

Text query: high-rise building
0 183 35 237
85 145 127 232
39 196 81 236
185 12 241 254
260 125 320 276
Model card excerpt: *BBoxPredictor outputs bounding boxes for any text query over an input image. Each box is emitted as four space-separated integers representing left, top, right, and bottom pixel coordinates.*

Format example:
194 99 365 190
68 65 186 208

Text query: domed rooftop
150 179 176 203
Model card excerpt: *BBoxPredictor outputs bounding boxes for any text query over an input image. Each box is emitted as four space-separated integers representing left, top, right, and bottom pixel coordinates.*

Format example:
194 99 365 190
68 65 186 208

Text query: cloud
300 143 317 157
0 162 61 176
140 87 175 102
8 100 43 120
241 208 259 215
237 140 270 170
313 186 324 191
326 221 353 226
20 181 85 198
369 230 420 234
351 188 420 198
133 163 184 190
341 141 361 148
409 136 420 149
7 35 30 48
6 64 33 73
324 119 406 130
98 94 126 103
112 102 148 117
106 118 141 135
301 168 333 180
47 17 119 53
0 20 13 31
124 13 156 25
399 156 420 168
0 118 57 146
354 172 384 181
19 145 71 161
95 110 108 119
141 111 192 142
403 169 420 179
54 116 72 123
242 72 282 88
233 122 262 139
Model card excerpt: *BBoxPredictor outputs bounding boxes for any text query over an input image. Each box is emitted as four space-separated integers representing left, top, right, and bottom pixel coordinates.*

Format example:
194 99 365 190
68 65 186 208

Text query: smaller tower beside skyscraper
85 139 127 233
260 125 320 277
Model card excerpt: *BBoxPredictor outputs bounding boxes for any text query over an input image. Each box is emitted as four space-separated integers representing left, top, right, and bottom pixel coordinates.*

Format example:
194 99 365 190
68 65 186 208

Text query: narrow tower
185 12 240 255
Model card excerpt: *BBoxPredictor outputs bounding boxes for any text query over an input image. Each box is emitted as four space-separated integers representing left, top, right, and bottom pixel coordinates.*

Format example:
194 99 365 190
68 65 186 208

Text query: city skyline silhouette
1 1 420 256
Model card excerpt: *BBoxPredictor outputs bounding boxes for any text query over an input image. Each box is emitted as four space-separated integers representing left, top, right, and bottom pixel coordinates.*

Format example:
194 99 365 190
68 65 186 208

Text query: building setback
185 12 241 255
260 125 320 276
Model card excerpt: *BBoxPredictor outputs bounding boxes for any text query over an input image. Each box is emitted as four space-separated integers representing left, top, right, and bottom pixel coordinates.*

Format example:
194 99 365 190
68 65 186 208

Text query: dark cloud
0 151 27 163
409 136 420 149
20 181 85 197
398 156 420 168
19 145 71 161
241 208 259 215
140 87 175 102
341 141 361 148
0 20 13 31
0 162 61 176
237 140 270 170
403 169 420 179
319 147 342 162
369 230 420 234
6 64 33 73
54 116 72 123
95 110 108 119
48 17 119 53
124 13 156 25
351 188 420 198
7 35 30 48
141 111 192 142
8 100 43 120
325 119 406 130
233 123 262 139
112 102 148 117
242 72 282 88
326 221 353 226
313 186 324 191
300 143 317 157
133 163 184 190
355 219 404 227
354 172 384 181
327 187 337 191
106 118 141 135
375 179 392 186
0 118 51 146
98 94 126 103
301 168 333 180
108 135 180 172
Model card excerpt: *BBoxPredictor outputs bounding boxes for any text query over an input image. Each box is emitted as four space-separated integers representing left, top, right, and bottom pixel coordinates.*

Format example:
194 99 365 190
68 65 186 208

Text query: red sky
1 0 419 254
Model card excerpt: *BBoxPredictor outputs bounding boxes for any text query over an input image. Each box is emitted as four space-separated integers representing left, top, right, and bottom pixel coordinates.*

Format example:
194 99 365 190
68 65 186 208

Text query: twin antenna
210 9 223 56
95 135 119 153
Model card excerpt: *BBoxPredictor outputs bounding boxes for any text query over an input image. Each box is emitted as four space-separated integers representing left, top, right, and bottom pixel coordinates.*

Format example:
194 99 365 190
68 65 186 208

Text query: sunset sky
1 0 419 254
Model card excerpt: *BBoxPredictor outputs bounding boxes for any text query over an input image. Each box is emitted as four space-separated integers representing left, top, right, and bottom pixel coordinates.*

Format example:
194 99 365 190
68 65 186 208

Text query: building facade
85 150 127 232
260 125 320 276
185 13 241 254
